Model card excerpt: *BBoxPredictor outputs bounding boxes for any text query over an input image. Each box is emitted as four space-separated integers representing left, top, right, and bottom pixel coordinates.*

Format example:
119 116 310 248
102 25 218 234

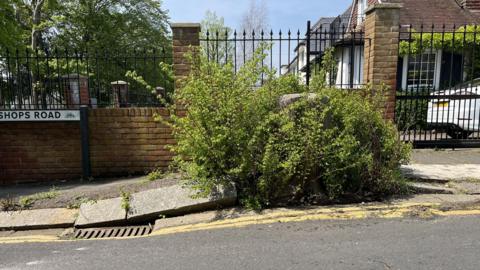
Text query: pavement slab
401 164 480 181
0 208 77 230
411 149 480 165
408 182 455 194
74 198 126 228
128 185 237 222
74 184 237 227
447 181 480 195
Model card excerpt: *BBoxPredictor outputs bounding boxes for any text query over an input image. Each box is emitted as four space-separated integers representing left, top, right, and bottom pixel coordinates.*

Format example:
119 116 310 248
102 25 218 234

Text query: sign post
80 106 91 180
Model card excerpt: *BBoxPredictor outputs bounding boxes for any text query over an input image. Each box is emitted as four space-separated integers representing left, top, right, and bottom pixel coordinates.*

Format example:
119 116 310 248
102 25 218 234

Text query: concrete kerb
0 208 78 231
73 184 237 228
2 195 480 243
75 197 126 228
0 184 236 232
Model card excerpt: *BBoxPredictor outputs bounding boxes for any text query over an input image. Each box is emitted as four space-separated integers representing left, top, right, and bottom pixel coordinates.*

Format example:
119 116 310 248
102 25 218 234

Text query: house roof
339 0 480 31
312 17 335 31
386 0 480 28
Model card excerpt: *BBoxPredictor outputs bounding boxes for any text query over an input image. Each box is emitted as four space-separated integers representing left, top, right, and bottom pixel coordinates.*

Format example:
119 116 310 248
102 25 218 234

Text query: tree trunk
31 0 45 109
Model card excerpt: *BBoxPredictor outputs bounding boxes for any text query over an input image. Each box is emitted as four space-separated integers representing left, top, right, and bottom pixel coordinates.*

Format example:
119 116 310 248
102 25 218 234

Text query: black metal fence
0 49 173 110
396 24 480 148
201 21 366 89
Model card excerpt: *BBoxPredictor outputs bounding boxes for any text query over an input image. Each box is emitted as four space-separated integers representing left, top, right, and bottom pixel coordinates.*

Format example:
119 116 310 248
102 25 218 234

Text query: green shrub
167 49 411 208
257 86 411 204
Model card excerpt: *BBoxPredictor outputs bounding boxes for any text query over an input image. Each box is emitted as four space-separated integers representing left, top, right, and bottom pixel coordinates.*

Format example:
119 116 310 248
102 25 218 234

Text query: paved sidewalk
411 149 480 165
402 164 480 181
403 149 480 195
406 149 480 180
0 175 180 210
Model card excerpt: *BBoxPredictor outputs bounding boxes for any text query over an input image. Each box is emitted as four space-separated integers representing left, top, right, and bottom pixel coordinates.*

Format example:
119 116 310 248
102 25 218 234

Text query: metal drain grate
74 225 153 240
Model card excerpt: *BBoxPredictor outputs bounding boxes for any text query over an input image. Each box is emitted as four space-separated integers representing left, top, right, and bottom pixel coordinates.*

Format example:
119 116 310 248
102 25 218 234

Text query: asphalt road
1 216 480 270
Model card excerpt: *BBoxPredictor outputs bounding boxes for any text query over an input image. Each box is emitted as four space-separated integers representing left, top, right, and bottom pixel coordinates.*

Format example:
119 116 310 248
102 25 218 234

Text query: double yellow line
1 202 480 244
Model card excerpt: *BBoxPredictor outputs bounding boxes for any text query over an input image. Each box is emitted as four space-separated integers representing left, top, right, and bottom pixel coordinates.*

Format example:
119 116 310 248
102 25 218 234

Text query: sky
163 0 353 34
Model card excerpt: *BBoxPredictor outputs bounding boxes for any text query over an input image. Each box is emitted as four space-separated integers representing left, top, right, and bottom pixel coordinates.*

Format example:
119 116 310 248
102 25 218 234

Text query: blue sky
163 0 352 33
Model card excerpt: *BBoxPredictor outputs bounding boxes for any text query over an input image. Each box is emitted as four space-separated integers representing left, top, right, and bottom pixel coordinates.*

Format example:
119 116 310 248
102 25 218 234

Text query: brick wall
0 108 175 185
1 24 200 186
0 122 82 185
89 108 174 177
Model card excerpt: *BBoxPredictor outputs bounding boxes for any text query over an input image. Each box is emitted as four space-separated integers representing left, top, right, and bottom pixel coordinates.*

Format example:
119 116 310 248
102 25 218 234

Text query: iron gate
395 25 480 148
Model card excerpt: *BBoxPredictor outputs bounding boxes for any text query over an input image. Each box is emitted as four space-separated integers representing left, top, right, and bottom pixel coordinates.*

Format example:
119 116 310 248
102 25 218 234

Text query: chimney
461 0 480 13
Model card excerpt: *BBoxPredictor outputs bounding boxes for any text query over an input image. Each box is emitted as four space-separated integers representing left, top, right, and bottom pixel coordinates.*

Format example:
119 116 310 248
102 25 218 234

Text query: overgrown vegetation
67 197 96 209
164 48 411 209
0 196 18 212
120 189 131 214
18 187 59 209
146 169 165 182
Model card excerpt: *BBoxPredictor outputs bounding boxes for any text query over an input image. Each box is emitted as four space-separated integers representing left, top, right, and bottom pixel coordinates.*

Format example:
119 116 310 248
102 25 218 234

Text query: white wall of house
298 45 306 71
357 0 368 25
335 45 364 88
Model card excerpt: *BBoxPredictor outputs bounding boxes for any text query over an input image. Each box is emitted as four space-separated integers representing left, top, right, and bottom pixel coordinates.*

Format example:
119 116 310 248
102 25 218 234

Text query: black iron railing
200 21 366 89
0 49 173 110
396 24 480 147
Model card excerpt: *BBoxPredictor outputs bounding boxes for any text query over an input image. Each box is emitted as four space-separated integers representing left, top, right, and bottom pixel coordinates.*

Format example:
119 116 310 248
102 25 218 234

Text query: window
357 0 367 25
335 46 364 88
404 52 441 90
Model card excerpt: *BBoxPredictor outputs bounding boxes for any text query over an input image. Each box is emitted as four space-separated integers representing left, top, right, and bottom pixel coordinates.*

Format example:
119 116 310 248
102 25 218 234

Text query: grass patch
0 197 19 211
67 197 97 209
18 187 59 209
146 169 165 182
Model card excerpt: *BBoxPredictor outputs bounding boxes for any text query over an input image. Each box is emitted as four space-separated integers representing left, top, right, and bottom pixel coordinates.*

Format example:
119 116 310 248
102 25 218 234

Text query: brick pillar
363 3 402 120
171 23 201 92
111 80 129 108
63 74 90 109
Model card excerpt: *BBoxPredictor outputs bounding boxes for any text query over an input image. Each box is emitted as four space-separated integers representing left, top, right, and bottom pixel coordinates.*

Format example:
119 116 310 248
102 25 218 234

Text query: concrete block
408 182 455 195
0 208 78 230
127 185 237 222
75 198 126 228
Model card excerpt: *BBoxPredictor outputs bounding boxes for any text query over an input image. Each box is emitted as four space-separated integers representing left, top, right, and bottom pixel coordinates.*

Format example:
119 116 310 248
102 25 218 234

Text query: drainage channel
74 224 153 240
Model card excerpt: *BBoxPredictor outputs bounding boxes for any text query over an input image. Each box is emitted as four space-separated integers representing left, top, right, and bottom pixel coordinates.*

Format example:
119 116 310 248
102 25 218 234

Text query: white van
427 82 480 139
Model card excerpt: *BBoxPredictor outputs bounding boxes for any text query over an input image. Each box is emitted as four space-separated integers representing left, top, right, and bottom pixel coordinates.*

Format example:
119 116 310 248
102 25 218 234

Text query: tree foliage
201 11 233 64
0 1 22 51
0 0 170 52
51 0 170 51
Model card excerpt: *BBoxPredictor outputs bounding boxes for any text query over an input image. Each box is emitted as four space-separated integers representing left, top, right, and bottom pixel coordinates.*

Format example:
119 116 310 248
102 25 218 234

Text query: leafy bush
168 49 411 208
257 87 411 205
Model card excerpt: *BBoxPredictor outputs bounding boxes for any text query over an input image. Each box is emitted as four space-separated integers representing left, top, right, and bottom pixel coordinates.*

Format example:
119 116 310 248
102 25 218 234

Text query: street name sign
0 110 81 122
